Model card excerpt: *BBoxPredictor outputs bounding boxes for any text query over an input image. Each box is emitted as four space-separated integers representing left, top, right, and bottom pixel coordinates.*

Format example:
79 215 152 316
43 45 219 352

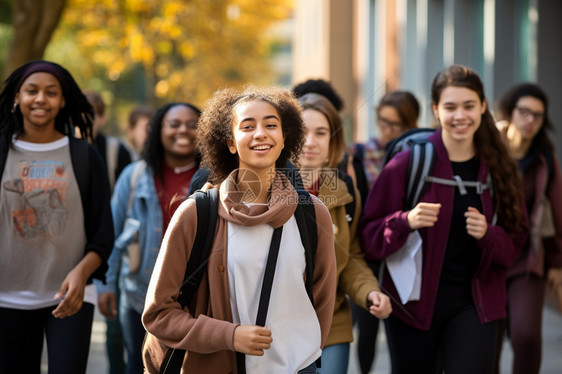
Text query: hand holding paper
386 230 423 304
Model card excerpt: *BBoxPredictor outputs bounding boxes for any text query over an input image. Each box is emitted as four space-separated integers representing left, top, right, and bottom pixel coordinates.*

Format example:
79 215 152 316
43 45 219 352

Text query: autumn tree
3 0 66 77
48 0 293 107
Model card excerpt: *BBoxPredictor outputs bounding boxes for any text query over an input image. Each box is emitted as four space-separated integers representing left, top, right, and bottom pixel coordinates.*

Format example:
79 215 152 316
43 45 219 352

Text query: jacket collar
317 170 353 210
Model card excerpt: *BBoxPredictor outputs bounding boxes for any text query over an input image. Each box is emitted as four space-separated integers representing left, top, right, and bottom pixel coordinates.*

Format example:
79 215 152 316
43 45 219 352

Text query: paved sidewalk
42 303 562 373
348 304 562 374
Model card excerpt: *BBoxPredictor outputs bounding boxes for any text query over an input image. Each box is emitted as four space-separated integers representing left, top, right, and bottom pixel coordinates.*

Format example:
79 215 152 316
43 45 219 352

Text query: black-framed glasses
164 120 198 130
378 116 404 130
515 106 544 122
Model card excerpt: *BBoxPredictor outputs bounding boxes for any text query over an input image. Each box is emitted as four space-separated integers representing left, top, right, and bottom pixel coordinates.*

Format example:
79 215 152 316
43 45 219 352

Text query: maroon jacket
359 129 528 330
510 151 562 277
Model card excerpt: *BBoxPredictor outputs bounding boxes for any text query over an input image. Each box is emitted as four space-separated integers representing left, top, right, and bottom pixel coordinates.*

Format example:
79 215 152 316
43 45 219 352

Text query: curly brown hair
431 64 526 235
197 85 304 183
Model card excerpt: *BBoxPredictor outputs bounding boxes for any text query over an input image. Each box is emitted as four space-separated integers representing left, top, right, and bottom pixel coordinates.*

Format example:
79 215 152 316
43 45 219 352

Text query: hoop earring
11 102 18 114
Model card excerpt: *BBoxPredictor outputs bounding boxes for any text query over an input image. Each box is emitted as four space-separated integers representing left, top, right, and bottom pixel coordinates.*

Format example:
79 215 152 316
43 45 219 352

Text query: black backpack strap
237 226 284 374
355 143 365 164
405 140 436 210
162 188 219 374
69 137 91 209
177 188 219 307
293 189 317 306
256 226 283 326
338 152 349 177
351 153 369 207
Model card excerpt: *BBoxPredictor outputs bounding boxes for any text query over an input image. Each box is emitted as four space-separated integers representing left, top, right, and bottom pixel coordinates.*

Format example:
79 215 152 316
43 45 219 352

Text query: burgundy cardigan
510 151 562 277
359 129 528 330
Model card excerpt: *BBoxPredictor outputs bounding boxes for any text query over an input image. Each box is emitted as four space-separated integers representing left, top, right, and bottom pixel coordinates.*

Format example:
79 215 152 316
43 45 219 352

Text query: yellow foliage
52 0 294 104
179 42 195 60
128 32 145 62
155 79 170 98
162 1 184 18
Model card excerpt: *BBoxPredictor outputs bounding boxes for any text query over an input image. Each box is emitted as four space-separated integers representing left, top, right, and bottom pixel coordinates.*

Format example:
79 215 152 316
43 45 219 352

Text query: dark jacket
359 129 528 330
0 134 114 282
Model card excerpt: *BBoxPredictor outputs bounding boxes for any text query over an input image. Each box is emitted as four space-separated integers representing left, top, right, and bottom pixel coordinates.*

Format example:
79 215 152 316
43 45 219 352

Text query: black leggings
0 303 94 374
385 285 499 374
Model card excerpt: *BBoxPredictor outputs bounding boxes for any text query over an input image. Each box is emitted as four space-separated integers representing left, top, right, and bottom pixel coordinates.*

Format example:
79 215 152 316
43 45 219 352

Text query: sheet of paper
386 230 422 304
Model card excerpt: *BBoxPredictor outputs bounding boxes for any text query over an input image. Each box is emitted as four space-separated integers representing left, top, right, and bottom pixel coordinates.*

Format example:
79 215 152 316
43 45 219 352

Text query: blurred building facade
292 0 562 157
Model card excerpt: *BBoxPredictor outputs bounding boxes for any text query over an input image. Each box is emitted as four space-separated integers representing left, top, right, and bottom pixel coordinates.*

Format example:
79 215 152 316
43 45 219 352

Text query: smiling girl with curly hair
143 85 337 373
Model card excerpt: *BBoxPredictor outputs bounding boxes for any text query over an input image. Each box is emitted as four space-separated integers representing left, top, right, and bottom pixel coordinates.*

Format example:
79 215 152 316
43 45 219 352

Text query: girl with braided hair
0 60 113 373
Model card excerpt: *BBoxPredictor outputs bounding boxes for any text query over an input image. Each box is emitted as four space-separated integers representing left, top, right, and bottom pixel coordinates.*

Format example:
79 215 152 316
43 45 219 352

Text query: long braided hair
0 60 94 150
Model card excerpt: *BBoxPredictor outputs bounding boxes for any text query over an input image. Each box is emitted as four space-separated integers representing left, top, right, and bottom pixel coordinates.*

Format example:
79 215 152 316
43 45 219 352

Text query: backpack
380 128 496 304
122 161 147 273
337 152 370 226
344 143 371 206
142 187 318 374
383 128 493 211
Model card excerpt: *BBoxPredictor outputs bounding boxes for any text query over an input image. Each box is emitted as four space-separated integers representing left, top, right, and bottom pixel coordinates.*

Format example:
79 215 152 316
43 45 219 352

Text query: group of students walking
0 59 560 374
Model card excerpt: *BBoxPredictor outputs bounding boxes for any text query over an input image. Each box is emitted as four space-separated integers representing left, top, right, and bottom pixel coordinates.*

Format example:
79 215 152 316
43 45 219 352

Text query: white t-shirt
227 213 322 373
0 137 94 309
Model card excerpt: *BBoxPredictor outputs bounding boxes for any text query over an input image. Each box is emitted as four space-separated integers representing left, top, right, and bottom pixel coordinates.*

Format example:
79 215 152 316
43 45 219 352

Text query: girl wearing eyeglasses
495 83 562 374
96 102 202 373
348 90 420 374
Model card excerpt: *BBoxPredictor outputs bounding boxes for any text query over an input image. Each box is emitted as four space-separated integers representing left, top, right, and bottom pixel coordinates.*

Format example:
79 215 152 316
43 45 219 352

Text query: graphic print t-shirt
0 137 86 309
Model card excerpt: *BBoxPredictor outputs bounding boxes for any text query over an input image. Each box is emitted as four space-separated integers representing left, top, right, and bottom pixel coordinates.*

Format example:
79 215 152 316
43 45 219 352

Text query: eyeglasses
164 120 198 130
515 106 544 122
378 116 404 131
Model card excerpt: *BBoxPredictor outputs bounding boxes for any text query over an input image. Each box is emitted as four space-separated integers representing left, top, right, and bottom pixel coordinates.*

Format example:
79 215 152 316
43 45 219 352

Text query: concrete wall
292 0 562 155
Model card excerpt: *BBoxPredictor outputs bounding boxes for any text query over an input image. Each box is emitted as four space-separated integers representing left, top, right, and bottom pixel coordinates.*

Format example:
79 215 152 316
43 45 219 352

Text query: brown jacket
142 171 337 373
317 172 381 347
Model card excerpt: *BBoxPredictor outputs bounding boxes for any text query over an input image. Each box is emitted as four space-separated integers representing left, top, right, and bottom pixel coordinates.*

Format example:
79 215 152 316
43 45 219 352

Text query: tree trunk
3 0 66 78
